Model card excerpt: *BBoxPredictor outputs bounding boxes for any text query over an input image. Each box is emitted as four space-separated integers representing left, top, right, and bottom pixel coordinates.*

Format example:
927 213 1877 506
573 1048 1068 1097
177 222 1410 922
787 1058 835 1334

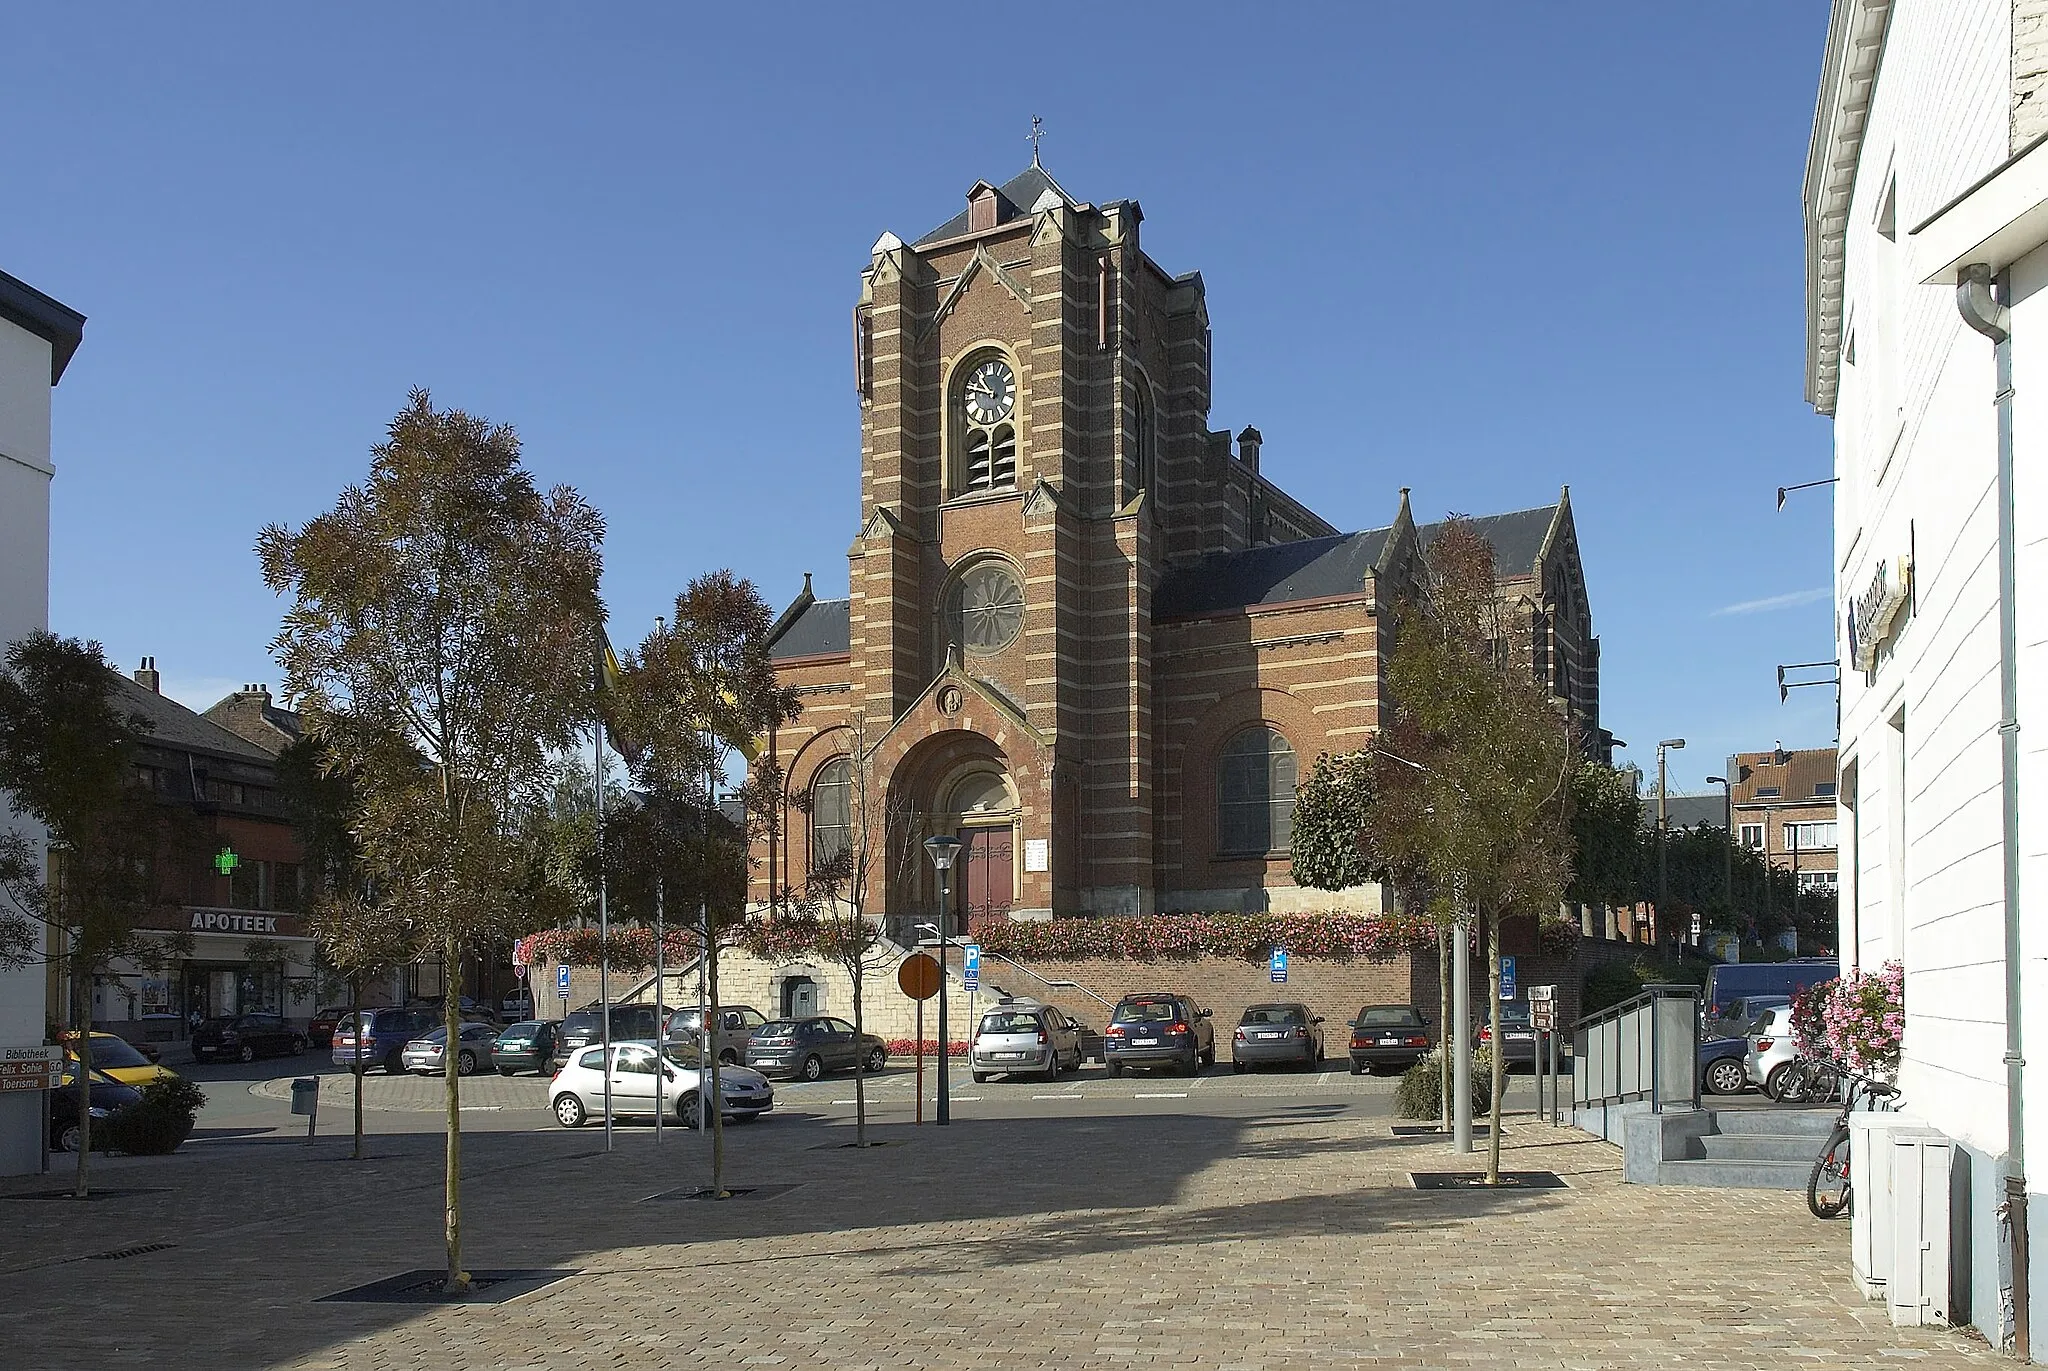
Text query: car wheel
498 1066 516 1077
456 1051 477 1077
719 1049 739 1066
1704 1057 1749 1096
973 1071 990 1084
676 1091 701 1128
290 1036 306 1056
553 1094 586 1128
1201 1045 1215 1068
864 1046 887 1074
1044 1052 1060 1083
800 1054 824 1082
56 1122 82 1154
237 1044 256 1064
386 1051 407 1075
1106 1060 1123 1078
1182 1051 1200 1077
1764 1062 1797 1101
1232 1060 1246 1074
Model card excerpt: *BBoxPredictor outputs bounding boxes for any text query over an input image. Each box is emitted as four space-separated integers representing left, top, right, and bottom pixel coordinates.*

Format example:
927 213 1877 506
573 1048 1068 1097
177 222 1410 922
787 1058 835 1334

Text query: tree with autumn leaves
1292 518 1579 1185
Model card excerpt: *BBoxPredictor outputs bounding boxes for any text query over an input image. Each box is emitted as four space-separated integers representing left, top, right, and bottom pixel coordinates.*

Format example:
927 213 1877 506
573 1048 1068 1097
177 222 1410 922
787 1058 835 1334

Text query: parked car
1231 1002 1325 1072
1745 1005 1803 1097
1699 1034 1753 1095
60 1032 176 1087
48 1067 141 1153
553 1003 674 1069
1475 1001 1540 1068
191 1013 306 1064
332 1006 440 1075
492 1020 558 1076
745 1016 888 1081
1102 992 1214 1076
1703 993 1791 1043
970 998 1084 1082
665 1004 769 1065
306 1005 349 1048
401 1021 502 1076
405 997 502 1027
549 1039 773 1128
1346 1004 1433 1075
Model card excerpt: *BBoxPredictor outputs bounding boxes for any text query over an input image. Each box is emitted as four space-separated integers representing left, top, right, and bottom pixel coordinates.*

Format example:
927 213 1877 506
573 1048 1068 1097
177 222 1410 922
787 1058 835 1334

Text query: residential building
1806 0 2048 1347
1729 746 1840 895
0 267 83 1176
756 161 1606 929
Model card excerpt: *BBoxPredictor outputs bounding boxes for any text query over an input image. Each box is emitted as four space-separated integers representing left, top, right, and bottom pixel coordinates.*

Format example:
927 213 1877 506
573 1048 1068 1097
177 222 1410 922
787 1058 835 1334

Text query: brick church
753 160 1602 932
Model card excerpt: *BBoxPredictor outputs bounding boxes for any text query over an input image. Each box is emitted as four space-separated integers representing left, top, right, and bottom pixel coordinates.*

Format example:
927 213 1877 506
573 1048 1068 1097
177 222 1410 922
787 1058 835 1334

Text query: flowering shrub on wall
966 911 1437 963
516 927 701 973
884 1039 969 1058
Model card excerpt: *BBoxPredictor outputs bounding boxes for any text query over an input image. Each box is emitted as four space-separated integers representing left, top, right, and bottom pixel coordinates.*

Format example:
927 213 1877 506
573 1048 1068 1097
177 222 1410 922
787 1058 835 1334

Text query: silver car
1231 1002 1326 1071
548 1040 774 1128
970 999 1083 1082
664 1004 768 1065
401 1021 501 1076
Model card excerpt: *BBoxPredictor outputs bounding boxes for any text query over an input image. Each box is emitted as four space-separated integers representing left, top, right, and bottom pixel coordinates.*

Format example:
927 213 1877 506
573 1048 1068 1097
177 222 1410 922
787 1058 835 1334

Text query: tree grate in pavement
2 1187 171 1201
317 1269 579 1304
1409 1171 1566 1190
808 1140 900 1150
86 1243 177 1261
643 1183 802 1202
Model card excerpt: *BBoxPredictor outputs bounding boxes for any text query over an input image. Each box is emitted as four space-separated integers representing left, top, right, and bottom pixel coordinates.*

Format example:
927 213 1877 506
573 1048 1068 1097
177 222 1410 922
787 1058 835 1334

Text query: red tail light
1405 1035 1428 1047
1478 1027 1492 1043
1294 1027 1309 1039
1036 1030 1047 1045
1170 1023 1188 1036
1351 1035 1369 1049
1756 1038 1774 1051
1234 1028 1248 1041
1105 1024 1126 1037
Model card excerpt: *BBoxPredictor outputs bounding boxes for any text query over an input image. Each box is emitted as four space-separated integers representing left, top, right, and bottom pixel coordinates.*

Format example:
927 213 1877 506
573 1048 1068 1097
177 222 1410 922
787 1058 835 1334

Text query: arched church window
948 771 1012 815
1124 381 1155 500
954 352 1018 494
1216 725 1298 856
810 757 852 871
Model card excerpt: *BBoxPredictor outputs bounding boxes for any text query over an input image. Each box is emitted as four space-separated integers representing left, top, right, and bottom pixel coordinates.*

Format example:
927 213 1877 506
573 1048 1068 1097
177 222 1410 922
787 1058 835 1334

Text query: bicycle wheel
1807 1126 1852 1219
1807 1061 1841 1104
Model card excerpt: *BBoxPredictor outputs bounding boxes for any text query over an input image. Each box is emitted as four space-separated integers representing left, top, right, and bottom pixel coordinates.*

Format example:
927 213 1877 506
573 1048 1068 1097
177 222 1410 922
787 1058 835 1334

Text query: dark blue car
331 1006 439 1075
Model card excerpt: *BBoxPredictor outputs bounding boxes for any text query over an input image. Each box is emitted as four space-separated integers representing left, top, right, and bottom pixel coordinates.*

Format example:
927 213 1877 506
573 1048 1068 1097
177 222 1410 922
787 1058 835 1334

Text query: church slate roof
1153 504 1563 622
768 597 851 660
916 166 1072 246
1153 529 1393 621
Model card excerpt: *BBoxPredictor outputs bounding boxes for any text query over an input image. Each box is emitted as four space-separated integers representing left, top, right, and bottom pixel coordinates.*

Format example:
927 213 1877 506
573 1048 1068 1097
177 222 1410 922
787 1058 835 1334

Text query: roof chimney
134 657 160 693
1237 426 1262 474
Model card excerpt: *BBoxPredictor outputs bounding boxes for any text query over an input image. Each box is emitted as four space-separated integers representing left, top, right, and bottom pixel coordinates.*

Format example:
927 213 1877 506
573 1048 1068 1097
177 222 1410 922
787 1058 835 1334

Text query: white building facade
1808 0 2048 1350
0 269 84 1175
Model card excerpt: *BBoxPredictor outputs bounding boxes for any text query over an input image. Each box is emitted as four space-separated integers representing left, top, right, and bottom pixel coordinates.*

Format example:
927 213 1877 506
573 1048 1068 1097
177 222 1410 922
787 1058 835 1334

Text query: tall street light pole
1707 772 1735 947
1656 738 1686 948
923 835 962 1126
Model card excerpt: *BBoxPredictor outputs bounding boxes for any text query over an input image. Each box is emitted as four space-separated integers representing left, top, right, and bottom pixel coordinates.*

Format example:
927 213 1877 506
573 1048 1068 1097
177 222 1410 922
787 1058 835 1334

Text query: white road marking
1030 1094 1083 1101
1133 1092 1188 1099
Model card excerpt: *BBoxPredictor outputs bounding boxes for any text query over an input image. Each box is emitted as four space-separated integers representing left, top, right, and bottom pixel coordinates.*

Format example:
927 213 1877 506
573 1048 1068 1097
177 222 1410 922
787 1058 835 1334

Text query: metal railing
979 950 1117 1012
1572 983 1700 1114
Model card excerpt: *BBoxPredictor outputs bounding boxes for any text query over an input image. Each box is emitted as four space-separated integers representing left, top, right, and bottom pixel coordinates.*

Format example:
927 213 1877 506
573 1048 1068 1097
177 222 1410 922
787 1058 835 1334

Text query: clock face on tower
962 357 1016 425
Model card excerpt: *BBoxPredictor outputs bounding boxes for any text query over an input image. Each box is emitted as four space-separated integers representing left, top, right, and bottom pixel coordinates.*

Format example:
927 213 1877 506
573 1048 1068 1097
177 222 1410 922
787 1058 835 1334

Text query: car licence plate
1379 1037 1400 1046
997 1051 1027 1060
1256 1031 1284 1040
1133 1038 1158 1046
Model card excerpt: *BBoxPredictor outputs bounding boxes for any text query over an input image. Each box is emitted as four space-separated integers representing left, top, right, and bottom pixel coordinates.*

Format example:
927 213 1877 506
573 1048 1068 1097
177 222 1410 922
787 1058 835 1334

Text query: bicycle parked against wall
1806 1065 1903 1220
1771 1054 1842 1104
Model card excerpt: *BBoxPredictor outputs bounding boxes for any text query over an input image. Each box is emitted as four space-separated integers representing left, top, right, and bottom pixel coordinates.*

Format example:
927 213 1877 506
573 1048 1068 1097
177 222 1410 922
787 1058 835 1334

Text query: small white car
1745 1006 1801 1096
550 1039 773 1129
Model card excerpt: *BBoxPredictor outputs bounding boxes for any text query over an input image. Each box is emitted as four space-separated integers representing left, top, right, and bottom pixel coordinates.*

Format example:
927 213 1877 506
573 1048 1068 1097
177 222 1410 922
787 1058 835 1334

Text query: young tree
1352 521 1578 1185
306 895 417 1158
258 390 603 1290
607 572 799 1195
0 632 193 1197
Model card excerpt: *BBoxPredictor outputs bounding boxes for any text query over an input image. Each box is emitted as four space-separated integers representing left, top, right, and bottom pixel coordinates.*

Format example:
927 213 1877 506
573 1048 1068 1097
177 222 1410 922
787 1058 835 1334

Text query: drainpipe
1956 261 2028 1359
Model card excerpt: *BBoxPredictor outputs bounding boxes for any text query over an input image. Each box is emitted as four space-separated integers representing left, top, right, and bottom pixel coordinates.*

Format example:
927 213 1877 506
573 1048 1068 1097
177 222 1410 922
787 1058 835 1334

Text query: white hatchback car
550 1039 774 1129
1744 1006 1802 1096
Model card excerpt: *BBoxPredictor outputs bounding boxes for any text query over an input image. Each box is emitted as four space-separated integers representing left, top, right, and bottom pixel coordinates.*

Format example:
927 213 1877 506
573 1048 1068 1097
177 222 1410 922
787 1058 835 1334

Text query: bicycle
1806 1065 1902 1220
1770 1054 1841 1105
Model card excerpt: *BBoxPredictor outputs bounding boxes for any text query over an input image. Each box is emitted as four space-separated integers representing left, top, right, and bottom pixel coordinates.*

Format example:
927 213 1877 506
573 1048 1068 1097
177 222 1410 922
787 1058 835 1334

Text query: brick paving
0 1097 2001 1371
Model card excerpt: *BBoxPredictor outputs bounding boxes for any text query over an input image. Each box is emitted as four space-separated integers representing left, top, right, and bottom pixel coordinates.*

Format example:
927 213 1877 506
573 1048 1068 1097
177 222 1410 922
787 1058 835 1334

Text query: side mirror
1311 1016 1325 1024
1199 1008 1212 1018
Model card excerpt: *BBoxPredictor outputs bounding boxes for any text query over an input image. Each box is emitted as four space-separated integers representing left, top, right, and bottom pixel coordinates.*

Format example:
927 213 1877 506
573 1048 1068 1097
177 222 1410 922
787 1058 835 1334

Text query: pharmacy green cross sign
214 848 240 877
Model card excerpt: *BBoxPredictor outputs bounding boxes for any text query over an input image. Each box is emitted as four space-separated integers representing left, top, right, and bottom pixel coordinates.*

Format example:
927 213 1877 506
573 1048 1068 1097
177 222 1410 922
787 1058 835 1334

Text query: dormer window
968 182 1001 233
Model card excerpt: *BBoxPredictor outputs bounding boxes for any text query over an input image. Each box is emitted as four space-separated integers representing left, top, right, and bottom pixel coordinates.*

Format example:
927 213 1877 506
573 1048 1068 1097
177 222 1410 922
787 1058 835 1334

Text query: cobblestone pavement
0 1095 2001 1371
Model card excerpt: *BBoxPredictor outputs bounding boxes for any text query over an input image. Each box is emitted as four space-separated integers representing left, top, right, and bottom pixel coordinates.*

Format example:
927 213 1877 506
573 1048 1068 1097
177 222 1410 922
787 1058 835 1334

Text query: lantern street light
922 835 963 1125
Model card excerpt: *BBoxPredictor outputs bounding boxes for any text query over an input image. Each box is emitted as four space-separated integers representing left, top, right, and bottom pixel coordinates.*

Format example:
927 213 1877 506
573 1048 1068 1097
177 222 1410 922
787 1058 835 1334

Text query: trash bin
290 1077 319 1115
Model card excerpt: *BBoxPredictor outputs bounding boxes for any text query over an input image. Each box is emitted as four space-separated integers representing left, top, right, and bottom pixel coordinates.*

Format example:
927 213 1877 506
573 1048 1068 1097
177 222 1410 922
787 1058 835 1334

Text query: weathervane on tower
1028 114 1045 166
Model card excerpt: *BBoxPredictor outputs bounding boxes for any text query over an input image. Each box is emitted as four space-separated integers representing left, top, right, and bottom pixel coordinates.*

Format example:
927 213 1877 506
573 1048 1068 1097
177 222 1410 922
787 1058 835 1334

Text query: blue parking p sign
556 965 572 1000
962 943 981 991
1270 948 1289 984
1499 956 1517 1001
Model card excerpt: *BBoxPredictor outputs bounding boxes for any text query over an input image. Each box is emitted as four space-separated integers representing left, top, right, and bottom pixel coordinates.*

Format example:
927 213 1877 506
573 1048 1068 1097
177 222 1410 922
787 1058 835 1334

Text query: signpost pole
915 999 925 1126
1452 916 1472 1154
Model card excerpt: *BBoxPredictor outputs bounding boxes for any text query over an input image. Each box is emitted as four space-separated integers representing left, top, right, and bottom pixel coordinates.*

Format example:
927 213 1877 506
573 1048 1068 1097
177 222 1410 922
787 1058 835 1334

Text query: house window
1755 786 1780 798
952 351 1018 495
1739 824 1765 850
1813 781 1837 797
1217 726 1297 856
1798 870 1839 891
1788 821 1837 851
810 757 852 871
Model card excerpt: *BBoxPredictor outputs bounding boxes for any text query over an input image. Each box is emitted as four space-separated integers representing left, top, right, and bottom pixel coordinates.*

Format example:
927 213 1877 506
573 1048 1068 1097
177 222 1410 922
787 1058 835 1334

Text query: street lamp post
1656 738 1686 947
1706 767 1745 948
922 835 962 1126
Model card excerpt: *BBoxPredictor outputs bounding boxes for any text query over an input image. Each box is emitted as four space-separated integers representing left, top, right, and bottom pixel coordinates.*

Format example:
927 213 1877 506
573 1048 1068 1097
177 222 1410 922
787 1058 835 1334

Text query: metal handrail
1572 983 1700 1115
979 950 1117 1011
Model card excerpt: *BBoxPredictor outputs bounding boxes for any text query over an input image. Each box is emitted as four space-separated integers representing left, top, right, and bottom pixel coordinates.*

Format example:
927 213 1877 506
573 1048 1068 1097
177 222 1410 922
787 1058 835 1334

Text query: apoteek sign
189 910 285 935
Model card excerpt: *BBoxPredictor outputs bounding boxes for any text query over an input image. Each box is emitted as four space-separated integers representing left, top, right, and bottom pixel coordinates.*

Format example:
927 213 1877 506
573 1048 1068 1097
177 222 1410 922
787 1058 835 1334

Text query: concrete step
1706 1107 1838 1138
1656 1156 1814 1189
1694 1132 1825 1162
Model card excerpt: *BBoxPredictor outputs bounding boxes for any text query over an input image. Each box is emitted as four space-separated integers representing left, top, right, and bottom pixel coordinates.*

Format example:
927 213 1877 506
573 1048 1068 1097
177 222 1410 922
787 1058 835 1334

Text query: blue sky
4 3 1835 794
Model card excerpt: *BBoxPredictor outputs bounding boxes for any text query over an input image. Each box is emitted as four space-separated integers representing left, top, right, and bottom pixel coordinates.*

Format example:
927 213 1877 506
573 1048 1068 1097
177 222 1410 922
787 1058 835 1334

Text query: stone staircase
1625 1105 1838 1188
